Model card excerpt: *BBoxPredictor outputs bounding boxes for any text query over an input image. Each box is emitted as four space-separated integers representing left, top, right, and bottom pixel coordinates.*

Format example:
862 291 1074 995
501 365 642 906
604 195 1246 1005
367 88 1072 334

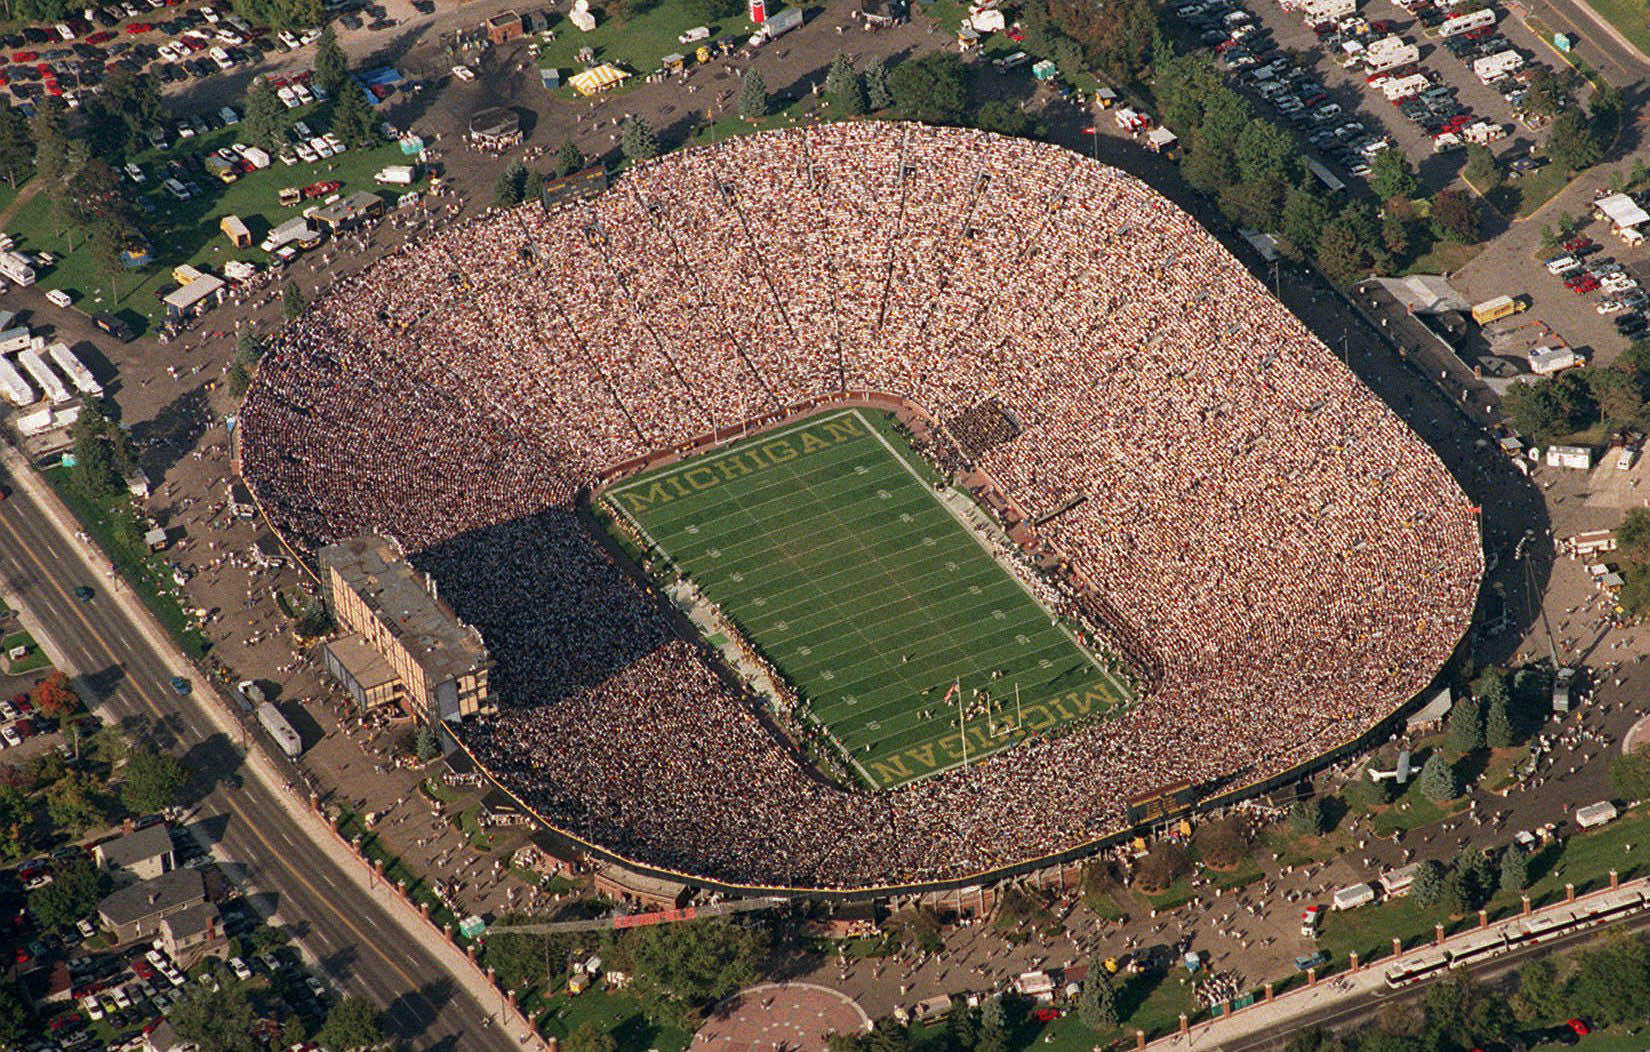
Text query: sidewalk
0 439 542 1049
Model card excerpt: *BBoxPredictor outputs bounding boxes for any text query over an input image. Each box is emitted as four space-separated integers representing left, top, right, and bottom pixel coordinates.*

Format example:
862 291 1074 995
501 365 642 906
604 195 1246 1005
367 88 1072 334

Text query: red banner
614 906 697 929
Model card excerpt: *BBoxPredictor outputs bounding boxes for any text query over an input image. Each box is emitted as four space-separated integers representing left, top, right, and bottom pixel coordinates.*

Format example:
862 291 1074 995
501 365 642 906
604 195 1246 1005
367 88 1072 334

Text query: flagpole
1015 682 1023 736
956 678 968 768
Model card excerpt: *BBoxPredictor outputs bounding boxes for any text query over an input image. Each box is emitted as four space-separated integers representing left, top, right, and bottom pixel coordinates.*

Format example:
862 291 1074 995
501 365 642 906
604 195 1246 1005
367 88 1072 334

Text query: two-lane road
0 470 524 1051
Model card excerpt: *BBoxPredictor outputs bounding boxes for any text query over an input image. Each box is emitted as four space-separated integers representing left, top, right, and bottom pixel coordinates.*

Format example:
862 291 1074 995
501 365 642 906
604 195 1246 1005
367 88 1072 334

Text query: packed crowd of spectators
239 122 1482 889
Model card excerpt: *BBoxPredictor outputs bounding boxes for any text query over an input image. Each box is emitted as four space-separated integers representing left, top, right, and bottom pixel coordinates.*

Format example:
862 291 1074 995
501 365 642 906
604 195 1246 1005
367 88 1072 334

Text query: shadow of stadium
407 504 674 709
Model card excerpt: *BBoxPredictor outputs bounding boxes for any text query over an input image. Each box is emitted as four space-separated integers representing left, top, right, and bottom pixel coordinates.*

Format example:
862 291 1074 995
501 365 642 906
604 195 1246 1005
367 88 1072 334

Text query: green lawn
604 408 1131 789
1577 0 1650 55
534 988 691 1051
0 629 48 674
534 0 761 92
44 466 211 658
9 105 422 334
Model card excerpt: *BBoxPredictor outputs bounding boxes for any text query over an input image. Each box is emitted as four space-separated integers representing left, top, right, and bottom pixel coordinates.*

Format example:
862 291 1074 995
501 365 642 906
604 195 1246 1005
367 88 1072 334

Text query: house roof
160 901 221 942
99 869 204 927
96 825 172 870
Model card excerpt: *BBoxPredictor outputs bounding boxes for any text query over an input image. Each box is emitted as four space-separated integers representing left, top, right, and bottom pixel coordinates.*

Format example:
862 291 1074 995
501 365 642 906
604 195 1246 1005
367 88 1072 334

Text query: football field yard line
603 408 1133 789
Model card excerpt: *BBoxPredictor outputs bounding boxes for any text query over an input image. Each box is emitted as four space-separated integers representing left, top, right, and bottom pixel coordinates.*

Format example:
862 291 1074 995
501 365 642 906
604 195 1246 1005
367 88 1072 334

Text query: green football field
602 409 1133 789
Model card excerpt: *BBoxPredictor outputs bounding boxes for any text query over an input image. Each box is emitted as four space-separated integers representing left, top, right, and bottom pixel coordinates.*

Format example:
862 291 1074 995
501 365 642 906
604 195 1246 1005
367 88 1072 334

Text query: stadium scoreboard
1126 780 1196 824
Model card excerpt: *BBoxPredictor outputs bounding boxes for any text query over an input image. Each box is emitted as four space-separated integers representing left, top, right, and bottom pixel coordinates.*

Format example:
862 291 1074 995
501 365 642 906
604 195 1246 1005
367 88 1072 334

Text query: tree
1235 119 1300 185
121 746 189 815
28 860 103 932
1463 144 1500 190
1419 753 1460 802
1485 696 1514 749
1316 220 1371 285
1447 696 1484 753
1547 110 1603 173
1195 815 1250 868
0 783 29 860
1367 150 1419 201
1499 846 1529 892
945 1001 978 1050
316 998 383 1051
621 116 660 163
1218 177 1286 231
1411 859 1446 907
243 77 287 153
494 158 529 207
1566 934 1650 1026
863 59 893 111
226 361 252 399
0 983 24 1047
1281 187 1332 256
0 101 32 187
29 99 71 185
623 919 766 1008
414 725 441 761
282 280 306 321
1381 212 1411 259
554 141 584 178
1134 840 1190 891
977 997 1009 1052
313 24 349 97
974 99 1044 139
1502 369 1597 441
1077 965 1119 1029
170 976 257 1052
329 81 377 148
1290 797 1328 836
1430 188 1480 243
825 54 866 116
888 51 973 125
90 216 131 305
46 771 106 832
30 671 77 719
562 1024 618 1052
867 1018 913 1052
738 69 770 120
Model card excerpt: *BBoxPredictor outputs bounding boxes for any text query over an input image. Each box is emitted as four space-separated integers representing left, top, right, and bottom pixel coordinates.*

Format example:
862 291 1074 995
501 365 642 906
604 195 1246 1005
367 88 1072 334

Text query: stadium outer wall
240 385 1479 901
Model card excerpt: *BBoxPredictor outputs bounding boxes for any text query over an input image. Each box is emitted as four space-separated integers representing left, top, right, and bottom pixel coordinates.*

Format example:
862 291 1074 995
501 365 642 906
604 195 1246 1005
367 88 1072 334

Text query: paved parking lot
1180 0 1566 195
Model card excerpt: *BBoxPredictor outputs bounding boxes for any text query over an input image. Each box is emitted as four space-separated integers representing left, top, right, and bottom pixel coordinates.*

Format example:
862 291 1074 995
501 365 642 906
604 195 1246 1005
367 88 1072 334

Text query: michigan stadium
239 121 1483 892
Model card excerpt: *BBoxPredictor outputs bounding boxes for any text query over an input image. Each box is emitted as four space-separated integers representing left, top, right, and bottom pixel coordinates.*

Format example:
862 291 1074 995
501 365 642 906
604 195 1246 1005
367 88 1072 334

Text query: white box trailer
241 145 271 169
17 346 69 404
256 702 303 758
46 341 100 397
1332 882 1377 910
1473 49 1523 82
0 326 31 355
1362 35 1419 71
1299 0 1356 23
0 250 35 286
1576 800 1619 828
0 354 34 406
1545 444 1594 470
1439 7 1495 35
1379 71 1430 100
1530 345 1580 374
